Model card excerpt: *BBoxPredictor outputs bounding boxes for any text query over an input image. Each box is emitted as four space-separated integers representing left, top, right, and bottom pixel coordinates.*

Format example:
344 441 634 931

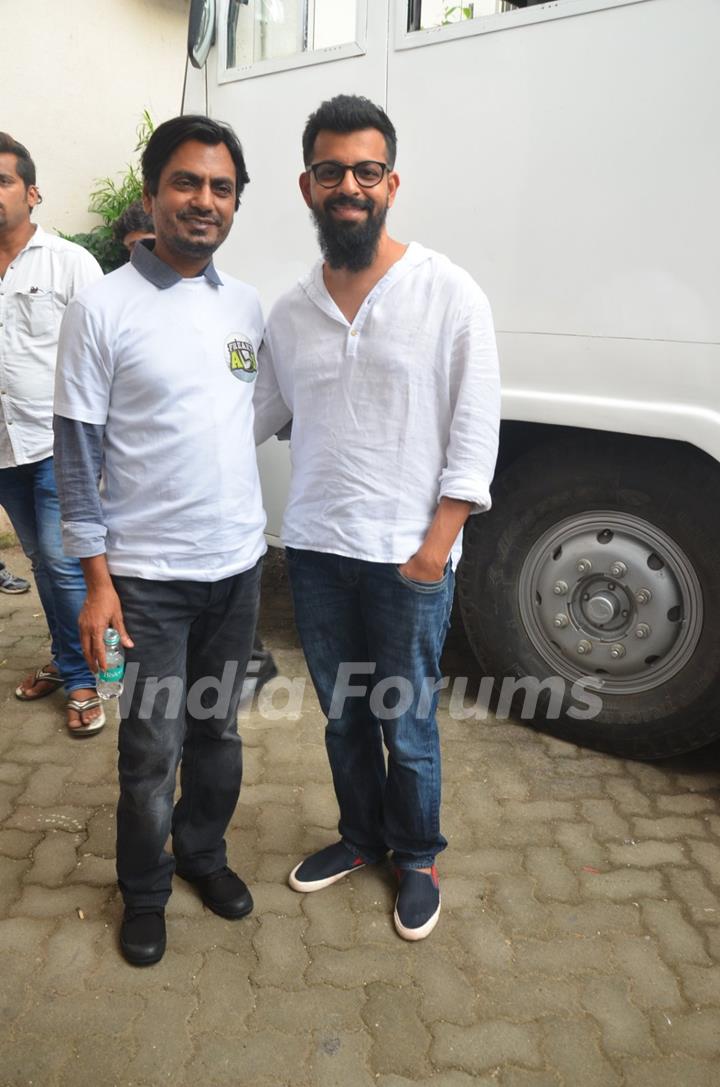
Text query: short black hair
0 132 36 188
141 115 249 211
302 95 397 169
112 201 154 244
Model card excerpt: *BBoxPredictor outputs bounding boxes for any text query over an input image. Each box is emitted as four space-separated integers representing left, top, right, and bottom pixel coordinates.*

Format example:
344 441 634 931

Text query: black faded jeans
113 561 261 909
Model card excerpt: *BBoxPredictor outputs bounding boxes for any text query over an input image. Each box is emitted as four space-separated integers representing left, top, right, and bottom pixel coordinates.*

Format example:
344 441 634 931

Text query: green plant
442 5 474 24
59 111 154 273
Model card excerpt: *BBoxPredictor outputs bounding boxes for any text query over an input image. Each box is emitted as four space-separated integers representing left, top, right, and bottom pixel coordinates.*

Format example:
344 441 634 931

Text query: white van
185 0 720 758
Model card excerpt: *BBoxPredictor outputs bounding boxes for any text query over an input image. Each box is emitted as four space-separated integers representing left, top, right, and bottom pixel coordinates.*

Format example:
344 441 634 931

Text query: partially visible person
109 204 279 696
111 201 154 254
0 558 30 593
0 132 105 735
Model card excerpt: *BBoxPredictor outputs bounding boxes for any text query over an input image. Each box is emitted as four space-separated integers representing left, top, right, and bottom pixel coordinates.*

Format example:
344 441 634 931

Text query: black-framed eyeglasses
308 160 389 189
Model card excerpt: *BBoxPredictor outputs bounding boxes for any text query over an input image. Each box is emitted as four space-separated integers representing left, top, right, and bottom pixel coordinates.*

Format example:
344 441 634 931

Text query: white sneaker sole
393 897 442 941
288 859 365 893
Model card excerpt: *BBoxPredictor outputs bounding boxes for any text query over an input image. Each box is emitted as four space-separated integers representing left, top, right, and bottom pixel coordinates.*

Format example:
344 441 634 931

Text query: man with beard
53 116 266 965
253 95 501 940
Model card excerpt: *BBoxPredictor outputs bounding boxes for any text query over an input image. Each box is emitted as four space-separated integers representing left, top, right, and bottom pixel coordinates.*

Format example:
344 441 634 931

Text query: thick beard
311 197 387 272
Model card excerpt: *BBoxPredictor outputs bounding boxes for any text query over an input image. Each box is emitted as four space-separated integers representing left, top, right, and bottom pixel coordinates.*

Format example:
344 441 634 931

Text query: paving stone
641 900 711 966
488 875 549 934
545 901 643 937
0 1032 74 1087
82 805 116 857
604 779 653 816
0 826 41 858
191 946 254 1034
503 800 576 823
0 854 30 911
309 1028 376 1087
306 945 413 988
553 823 606 868
581 799 631 839
67 853 116 887
525 846 580 901
441 846 523 877
654 794 716 815
251 984 366 1034
632 815 707 840
619 1055 719 1087
16 764 73 806
580 976 657 1056
541 1018 622 1086
251 913 309 989
431 1020 542 1073
650 1007 720 1058
579 869 665 901
607 841 688 868
8 883 109 921
18 987 139 1036
679 965 720 1005
38 917 106 995
377 1074 488 1087
60 782 119 806
475 972 582 1020
665 869 719 924
687 840 720 888
126 989 197 1082
611 935 685 1009
58 1033 141 1087
502 1073 563 1087
250 879 304 916
302 886 357 948
256 803 307 853
4 805 90 834
515 935 614 976
24 829 82 886
409 947 478 1025
0 761 31 785
362 982 431 1077
448 909 514 974
186 1029 311 1087
299 782 340 828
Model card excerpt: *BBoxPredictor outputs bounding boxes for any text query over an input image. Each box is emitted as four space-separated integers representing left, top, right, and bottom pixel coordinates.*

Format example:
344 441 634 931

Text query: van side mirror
188 0 216 69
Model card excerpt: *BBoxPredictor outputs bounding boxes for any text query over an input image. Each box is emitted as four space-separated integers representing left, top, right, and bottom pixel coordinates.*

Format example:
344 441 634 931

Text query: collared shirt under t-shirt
253 242 501 567
54 242 267 581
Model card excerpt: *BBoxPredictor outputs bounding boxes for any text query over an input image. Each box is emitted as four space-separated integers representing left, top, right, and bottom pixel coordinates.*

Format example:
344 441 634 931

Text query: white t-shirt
253 243 501 566
54 260 267 581
0 226 102 467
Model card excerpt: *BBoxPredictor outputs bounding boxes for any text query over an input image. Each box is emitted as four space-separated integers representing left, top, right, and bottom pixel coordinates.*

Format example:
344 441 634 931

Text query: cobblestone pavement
1 545 719 1087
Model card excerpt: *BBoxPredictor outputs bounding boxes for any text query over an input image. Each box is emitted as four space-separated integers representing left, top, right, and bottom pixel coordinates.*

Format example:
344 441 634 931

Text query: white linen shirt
0 226 102 467
253 242 501 566
54 259 267 581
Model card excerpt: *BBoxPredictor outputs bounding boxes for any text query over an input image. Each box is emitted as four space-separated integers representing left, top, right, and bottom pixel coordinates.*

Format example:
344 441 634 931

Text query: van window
226 0 359 70
405 0 651 38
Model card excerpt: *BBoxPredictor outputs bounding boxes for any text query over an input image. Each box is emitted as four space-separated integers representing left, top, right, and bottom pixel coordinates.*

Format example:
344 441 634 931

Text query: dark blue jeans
113 561 261 909
287 548 453 869
0 456 94 691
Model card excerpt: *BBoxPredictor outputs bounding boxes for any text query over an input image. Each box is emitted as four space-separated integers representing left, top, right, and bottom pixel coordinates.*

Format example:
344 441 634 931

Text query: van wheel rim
517 510 703 696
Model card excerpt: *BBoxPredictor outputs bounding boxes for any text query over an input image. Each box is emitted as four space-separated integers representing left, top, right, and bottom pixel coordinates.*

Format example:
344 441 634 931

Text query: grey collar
130 239 223 289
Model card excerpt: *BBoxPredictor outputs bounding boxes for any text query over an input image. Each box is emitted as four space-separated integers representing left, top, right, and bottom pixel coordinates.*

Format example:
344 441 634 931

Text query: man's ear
387 170 400 210
26 184 41 210
299 170 313 210
142 184 153 216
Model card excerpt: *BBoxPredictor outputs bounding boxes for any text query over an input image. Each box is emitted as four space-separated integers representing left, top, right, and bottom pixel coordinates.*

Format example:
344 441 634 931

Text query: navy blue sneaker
393 866 441 941
289 841 368 892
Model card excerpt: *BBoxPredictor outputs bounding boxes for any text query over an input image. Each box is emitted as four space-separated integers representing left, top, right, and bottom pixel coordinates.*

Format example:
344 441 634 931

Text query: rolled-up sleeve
53 416 106 557
439 288 501 513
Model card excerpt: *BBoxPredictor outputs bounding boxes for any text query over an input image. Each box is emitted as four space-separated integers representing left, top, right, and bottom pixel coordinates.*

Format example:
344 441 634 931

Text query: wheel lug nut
553 613 569 628
635 589 652 605
576 559 592 574
577 640 593 655
553 581 569 595
609 561 627 578
610 643 626 659
635 623 651 639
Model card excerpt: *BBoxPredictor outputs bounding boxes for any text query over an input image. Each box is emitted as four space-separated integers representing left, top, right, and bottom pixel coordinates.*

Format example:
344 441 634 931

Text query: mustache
324 194 374 214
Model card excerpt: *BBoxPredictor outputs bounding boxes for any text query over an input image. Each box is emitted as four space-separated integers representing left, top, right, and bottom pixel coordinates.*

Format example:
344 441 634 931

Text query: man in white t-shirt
254 95 501 941
54 116 266 966
0 132 104 735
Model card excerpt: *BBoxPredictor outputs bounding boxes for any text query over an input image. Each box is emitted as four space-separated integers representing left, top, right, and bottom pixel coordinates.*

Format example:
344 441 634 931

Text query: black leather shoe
120 909 166 966
179 866 254 920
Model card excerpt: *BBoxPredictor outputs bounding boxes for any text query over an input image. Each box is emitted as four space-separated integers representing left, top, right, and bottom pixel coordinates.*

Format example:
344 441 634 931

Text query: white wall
3 0 190 235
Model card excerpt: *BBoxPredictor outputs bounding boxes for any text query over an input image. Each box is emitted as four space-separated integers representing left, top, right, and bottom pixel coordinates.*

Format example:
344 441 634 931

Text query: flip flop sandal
66 697 106 739
15 665 64 701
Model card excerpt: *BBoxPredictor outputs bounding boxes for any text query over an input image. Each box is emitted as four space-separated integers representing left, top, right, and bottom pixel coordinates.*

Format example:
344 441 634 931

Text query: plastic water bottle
97 628 125 700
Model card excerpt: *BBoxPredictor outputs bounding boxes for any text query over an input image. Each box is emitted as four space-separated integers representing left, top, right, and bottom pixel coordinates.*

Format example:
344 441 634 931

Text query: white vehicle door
205 0 390 539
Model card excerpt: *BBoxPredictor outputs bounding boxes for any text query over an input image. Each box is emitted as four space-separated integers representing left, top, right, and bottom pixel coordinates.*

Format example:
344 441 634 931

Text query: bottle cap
103 627 121 647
